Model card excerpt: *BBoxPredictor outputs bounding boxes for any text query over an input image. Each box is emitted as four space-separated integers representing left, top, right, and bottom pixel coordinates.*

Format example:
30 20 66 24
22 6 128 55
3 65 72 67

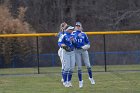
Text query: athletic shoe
61 78 64 83
67 82 72 87
63 82 69 87
89 78 95 84
79 80 83 88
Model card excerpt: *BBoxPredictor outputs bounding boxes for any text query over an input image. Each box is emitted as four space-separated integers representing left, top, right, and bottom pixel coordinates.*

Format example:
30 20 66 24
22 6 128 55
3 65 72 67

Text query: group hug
57 22 95 88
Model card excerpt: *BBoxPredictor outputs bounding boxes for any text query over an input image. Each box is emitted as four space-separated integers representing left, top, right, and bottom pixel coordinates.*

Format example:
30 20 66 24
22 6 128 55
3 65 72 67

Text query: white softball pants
74 49 91 70
58 48 64 69
62 49 75 72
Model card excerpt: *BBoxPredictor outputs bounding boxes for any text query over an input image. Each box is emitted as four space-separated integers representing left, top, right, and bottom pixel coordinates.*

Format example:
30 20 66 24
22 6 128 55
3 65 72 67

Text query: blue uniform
57 31 65 64
57 31 65 82
58 31 75 84
58 32 75 50
57 32 64 38
72 30 94 83
72 30 90 49
57 31 66 59
57 31 65 59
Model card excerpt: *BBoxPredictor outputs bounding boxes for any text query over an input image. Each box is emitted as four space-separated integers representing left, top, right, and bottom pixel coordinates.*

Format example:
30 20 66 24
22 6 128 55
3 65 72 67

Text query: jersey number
77 39 82 43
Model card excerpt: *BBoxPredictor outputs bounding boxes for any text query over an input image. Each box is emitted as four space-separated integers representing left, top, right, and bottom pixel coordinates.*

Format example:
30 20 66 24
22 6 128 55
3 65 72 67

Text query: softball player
58 26 75 87
57 22 68 82
73 22 95 88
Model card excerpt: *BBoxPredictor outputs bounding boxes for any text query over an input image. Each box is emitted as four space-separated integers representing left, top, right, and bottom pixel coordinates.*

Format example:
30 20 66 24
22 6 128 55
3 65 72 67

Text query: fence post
103 34 107 72
36 36 40 74
12 56 16 68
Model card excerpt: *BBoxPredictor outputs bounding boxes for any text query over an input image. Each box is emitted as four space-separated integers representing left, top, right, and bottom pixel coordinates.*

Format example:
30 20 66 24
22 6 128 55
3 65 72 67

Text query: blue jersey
72 30 90 49
57 31 66 48
57 31 65 38
58 32 75 50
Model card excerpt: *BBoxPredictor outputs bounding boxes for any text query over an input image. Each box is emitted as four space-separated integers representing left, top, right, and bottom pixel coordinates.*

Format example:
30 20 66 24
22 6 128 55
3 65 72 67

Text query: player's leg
75 50 83 88
82 50 95 84
67 51 75 87
62 51 71 87
58 48 64 82
60 48 65 82
68 51 75 82
58 48 61 57
82 50 92 77
75 50 82 80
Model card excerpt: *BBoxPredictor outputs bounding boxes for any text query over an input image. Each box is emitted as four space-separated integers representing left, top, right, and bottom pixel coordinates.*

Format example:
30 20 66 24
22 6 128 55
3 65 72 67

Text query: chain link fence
0 34 140 75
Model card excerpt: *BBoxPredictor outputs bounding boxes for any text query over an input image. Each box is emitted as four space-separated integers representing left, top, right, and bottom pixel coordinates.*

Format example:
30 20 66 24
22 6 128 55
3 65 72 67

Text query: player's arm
58 35 71 52
60 44 71 52
81 34 90 50
84 34 90 45
58 34 65 47
58 35 67 48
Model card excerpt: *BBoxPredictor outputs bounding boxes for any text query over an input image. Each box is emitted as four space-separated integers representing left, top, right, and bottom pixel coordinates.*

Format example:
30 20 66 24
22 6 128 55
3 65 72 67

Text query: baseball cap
76 22 82 26
66 26 74 31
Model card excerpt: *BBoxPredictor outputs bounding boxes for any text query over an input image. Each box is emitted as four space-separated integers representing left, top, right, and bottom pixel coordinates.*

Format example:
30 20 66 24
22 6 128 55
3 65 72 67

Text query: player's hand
61 44 66 47
81 44 90 50
61 45 71 52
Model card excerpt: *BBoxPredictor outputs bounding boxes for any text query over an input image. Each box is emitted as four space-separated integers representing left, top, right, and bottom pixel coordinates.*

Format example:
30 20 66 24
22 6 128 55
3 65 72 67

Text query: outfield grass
107 65 140 71
1 65 140 75
0 66 140 93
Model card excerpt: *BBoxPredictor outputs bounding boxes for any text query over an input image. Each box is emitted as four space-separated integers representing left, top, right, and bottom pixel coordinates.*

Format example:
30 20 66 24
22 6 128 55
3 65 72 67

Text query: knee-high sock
63 71 68 82
68 71 72 82
61 69 64 80
87 67 92 78
78 70 82 81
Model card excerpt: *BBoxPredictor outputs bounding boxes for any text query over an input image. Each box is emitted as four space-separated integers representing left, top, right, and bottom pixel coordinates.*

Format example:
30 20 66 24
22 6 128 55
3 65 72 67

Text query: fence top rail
0 30 140 37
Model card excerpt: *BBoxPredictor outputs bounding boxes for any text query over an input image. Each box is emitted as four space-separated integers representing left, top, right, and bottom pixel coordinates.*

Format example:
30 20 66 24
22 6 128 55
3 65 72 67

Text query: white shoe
63 82 69 87
67 82 72 87
61 78 64 83
79 80 83 88
89 78 95 84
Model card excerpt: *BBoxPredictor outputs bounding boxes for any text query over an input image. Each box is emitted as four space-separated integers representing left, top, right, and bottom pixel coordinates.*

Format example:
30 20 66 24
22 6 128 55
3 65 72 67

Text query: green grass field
0 65 140 93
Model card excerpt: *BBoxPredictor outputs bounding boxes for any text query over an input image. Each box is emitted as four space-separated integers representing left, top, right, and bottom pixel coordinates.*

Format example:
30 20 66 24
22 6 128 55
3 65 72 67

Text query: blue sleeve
84 34 90 45
58 35 65 47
